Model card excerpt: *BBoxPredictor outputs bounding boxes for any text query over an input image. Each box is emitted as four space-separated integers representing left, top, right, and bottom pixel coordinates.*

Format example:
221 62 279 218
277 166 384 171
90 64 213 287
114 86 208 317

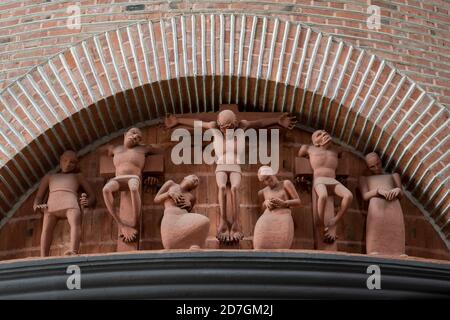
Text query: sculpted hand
119 223 138 242
169 191 184 203
79 193 88 208
33 203 48 212
387 188 401 200
178 199 192 211
270 198 286 208
144 176 158 186
377 188 389 199
144 177 158 192
264 199 275 210
165 114 178 128
278 113 297 130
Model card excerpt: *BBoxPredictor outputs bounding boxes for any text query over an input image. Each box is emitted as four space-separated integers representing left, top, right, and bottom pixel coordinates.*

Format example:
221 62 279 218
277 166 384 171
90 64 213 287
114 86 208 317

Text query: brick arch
0 14 448 245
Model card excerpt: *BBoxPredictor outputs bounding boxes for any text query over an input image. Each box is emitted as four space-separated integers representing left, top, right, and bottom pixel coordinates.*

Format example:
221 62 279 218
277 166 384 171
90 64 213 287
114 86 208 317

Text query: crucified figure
165 110 296 244
298 130 353 243
101 127 160 243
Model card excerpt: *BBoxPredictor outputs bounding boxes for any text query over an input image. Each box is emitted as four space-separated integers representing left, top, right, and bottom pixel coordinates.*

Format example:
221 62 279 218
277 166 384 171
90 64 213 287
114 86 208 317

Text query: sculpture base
1 250 449 299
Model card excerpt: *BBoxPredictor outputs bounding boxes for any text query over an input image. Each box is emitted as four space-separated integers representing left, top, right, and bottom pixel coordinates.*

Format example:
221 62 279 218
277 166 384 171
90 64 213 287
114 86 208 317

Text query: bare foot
64 250 77 256
190 245 201 250
120 225 138 242
216 221 230 243
217 229 230 243
230 223 244 243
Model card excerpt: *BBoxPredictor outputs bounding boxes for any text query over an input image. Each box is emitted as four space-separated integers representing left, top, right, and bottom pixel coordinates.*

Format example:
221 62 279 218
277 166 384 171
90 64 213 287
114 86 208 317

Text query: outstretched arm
98 144 115 157
143 142 174 155
33 175 50 212
240 113 296 130
297 145 310 158
165 114 216 130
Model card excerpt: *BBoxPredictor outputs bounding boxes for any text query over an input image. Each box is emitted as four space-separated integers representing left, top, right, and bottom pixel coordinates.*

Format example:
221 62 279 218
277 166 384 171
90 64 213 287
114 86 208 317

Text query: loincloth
47 188 80 213
215 164 242 174
313 176 340 186
109 175 141 189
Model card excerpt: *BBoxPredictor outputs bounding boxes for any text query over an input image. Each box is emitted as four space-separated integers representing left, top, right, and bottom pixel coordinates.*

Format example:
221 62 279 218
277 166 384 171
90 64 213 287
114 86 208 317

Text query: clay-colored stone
165 105 296 245
297 130 353 246
253 166 301 249
1 124 448 262
101 127 161 251
33 151 95 257
359 152 405 256
154 175 210 249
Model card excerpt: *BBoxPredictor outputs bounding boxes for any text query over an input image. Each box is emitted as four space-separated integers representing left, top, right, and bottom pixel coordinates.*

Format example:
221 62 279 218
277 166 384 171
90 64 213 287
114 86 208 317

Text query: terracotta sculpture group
33 108 406 257
165 110 296 244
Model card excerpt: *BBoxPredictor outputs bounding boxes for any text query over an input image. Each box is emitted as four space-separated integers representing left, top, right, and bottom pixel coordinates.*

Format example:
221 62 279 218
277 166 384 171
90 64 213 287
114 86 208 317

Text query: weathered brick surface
0 1 447 105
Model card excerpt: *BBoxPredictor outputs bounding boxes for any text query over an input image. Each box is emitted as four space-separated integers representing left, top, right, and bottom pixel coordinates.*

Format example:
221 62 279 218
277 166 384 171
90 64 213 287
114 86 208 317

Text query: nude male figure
298 130 353 243
165 110 296 244
102 127 159 243
34 151 96 257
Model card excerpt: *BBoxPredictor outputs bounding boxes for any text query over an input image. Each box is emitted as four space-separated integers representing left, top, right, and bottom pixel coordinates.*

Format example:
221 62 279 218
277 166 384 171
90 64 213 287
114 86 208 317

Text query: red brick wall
0 0 449 106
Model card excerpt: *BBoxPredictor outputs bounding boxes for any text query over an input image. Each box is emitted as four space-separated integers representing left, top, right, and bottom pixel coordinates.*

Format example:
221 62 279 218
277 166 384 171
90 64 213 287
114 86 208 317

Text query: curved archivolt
0 14 448 244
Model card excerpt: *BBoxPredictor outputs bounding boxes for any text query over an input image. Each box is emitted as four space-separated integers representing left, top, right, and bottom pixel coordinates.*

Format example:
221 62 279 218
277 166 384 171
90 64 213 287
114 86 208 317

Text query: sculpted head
365 152 383 175
181 174 199 191
258 166 279 188
60 150 78 173
217 110 238 133
124 127 143 148
312 130 332 148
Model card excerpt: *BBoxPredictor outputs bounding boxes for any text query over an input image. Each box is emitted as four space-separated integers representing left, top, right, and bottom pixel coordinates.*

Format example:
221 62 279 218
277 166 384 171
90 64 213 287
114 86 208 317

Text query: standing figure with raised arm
359 152 405 256
165 109 296 244
102 127 161 243
254 166 301 249
34 150 96 257
154 175 210 249
298 130 353 243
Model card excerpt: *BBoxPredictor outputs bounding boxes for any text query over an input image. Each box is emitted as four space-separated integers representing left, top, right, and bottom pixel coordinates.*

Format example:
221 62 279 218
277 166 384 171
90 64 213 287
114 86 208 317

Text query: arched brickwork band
0 14 448 246
1 1 450 107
